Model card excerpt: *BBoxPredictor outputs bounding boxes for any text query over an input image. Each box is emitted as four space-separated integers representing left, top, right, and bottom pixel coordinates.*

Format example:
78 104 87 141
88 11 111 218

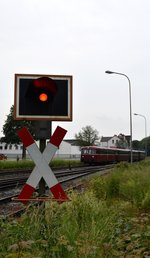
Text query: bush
89 159 150 209
142 187 150 210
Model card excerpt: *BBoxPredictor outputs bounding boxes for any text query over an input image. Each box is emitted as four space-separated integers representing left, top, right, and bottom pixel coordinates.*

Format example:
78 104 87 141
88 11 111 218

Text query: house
99 135 120 148
99 134 130 148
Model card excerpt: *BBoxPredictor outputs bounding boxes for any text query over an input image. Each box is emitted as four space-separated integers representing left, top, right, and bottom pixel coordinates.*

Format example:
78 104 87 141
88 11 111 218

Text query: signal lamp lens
39 93 48 102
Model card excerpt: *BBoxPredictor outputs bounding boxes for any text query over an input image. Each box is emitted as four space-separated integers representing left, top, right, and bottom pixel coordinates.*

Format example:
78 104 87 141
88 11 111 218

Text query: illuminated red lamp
39 93 48 102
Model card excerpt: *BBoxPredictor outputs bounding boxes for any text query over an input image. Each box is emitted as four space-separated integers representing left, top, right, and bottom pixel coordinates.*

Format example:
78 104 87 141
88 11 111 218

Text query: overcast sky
1 0 150 141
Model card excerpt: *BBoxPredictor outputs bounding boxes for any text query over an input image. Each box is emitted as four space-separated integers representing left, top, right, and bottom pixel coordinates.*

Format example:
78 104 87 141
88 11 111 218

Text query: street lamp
105 70 133 163
134 113 147 156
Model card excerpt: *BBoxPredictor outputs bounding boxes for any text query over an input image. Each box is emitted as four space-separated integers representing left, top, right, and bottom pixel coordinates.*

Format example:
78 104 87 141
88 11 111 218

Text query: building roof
100 134 130 143
64 139 80 146
100 136 112 142
124 135 130 142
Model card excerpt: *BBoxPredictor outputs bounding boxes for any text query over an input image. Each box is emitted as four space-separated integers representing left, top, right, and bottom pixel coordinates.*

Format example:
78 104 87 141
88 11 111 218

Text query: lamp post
105 70 133 163
134 113 147 156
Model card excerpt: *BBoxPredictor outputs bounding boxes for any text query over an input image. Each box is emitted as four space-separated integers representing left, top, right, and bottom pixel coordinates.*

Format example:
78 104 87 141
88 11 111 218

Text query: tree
116 139 128 149
133 137 150 156
132 140 141 150
1 105 35 158
140 136 150 156
75 125 99 147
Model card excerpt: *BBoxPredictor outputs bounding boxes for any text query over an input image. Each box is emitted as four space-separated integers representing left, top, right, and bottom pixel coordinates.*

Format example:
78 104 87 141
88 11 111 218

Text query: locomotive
81 146 145 164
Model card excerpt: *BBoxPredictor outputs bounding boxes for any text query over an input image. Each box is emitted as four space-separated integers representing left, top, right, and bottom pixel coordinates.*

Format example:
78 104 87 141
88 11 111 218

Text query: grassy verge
1 159 150 257
0 159 82 170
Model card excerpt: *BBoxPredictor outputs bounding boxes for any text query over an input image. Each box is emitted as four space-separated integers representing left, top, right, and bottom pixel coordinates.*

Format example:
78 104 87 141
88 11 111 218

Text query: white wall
108 136 119 147
0 142 23 159
55 141 80 159
0 141 81 160
100 142 108 147
100 136 120 148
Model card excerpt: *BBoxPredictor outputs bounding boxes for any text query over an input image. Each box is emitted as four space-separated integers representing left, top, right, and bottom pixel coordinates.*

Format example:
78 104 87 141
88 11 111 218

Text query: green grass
0 159 82 170
1 159 150 257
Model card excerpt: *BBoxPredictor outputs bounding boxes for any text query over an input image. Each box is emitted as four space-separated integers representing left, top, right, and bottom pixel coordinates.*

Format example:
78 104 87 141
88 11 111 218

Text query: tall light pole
105 70 133 164
134 113 147 156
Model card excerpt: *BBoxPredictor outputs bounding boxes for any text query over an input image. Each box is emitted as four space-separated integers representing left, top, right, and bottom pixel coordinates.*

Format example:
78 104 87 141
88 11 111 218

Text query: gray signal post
39 139 46 196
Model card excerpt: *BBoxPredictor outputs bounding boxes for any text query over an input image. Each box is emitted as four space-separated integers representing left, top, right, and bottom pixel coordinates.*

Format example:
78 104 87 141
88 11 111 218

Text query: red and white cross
17 126 69 204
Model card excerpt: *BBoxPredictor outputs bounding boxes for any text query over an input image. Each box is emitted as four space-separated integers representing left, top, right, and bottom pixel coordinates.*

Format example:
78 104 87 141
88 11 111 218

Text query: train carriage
81 146 145 164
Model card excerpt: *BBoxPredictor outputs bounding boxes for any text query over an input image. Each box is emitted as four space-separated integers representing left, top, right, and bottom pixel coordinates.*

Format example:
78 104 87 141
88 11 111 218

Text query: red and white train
81 146 145 164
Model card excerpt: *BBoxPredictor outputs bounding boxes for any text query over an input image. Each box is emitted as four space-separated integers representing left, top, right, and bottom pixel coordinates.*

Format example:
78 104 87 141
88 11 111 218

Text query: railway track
0 165 112 191
0 164 113 216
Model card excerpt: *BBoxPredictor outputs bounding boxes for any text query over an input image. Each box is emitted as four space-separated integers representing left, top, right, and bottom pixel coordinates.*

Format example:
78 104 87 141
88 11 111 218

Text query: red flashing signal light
39 93 48 102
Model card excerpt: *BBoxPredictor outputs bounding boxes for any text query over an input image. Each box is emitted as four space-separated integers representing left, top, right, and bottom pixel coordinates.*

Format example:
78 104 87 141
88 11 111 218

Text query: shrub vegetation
1 159 150 257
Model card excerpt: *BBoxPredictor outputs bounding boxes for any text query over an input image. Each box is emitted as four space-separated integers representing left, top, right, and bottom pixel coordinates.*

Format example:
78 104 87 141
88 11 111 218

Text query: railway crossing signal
17 126 69 204
14 74 73 121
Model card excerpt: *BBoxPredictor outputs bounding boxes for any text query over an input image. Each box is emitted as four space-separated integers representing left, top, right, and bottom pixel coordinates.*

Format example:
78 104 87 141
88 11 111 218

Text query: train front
80 146 96 164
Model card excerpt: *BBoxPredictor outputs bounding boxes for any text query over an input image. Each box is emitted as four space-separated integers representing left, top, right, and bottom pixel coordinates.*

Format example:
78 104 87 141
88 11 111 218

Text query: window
0 146 3 150
89 149 96 154
107 149 115 154
82 149 88 154
4 144 8 150
118 150 129 155
82 148 96 154
15 144 18 150
96 148 107 154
